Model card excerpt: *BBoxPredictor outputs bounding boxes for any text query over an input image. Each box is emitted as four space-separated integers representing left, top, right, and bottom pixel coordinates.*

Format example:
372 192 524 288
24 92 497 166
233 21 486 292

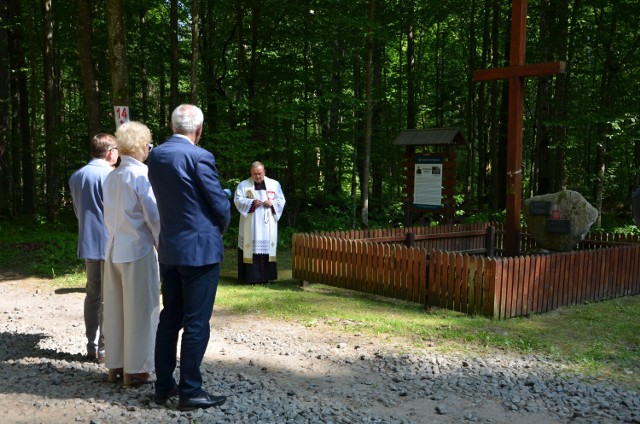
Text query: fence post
405 232 415 247
485 226 495 256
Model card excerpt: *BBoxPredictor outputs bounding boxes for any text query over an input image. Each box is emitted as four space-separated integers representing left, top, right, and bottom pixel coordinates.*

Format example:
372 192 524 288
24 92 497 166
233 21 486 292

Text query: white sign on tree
114 106 130 130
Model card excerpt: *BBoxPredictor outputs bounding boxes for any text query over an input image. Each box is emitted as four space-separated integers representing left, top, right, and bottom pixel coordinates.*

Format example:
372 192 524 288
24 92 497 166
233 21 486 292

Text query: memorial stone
522 190 598 252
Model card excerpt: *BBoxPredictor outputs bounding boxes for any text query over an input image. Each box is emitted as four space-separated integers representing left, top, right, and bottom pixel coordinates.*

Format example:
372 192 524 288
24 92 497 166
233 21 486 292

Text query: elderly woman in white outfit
103 121 160 386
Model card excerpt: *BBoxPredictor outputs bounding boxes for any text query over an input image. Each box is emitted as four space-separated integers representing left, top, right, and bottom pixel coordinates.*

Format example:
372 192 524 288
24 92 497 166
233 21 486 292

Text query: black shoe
86 350 105 364
178 391 226 411
154 385 179 405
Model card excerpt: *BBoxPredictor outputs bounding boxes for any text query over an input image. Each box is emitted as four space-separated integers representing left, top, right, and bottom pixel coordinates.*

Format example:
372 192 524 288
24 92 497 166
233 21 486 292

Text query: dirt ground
0 272 578 423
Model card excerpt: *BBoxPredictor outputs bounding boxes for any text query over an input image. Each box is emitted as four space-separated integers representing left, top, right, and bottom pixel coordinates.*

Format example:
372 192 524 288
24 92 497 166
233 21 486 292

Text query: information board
413 156 443 209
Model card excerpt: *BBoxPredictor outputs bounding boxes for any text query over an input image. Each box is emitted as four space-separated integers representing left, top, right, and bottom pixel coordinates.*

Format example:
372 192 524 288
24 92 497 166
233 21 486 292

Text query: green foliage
0 215 83 278
5 0 640 263
222 225 239 249
369 200 406 228
304 204 352 232
462 210 507 224
594 215 640 235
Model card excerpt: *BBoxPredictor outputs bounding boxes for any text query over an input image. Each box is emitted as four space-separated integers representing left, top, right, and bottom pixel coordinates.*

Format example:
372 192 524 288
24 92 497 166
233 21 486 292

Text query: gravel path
1 273 639 424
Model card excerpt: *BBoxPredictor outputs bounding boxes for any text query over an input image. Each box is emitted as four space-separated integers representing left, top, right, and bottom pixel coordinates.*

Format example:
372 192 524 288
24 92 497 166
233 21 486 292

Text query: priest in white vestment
234 161 286 283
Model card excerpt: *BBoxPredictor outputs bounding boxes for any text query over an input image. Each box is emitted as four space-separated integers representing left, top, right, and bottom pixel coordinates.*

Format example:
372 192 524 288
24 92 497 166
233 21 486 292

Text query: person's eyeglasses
108 146 118 152
147 143 153 151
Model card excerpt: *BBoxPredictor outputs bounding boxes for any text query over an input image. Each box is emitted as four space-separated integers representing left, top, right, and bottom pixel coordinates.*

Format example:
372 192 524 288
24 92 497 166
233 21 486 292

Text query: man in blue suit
147 104 231 411
69 133 119 363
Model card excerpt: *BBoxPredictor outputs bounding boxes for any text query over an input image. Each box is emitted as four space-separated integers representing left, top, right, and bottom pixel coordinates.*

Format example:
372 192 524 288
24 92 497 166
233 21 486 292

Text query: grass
1 216 639 389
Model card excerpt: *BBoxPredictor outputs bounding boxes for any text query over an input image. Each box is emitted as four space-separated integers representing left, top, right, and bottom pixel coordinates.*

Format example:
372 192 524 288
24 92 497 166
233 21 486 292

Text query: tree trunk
247 2 262 142
43 0 62 221
235 0 246 98
476 0 491 210
464 0 477 208
434 22 442 127
361 0 375 228
494 26 510 212
139 8 149 123
202 0 232 134
488 0 502 211
551 0 573 192
169 0 179 111
533 0 554 195
404 1 416 225
8 0 34 216
532 0 571 196
595 135 605 228
594 6 619 228
0 0 10 216
77 0 101 137
235 0 261 141
159 71 166 131
370 0 384 207
321 33 344 196
106 0 130 119
28 0 38 209
191 0 200 104
406 0 416 130
353 51 364 228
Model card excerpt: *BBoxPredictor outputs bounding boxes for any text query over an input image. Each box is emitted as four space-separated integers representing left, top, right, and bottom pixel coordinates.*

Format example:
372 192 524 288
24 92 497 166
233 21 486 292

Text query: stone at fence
632 186 640 228
522 190 598 252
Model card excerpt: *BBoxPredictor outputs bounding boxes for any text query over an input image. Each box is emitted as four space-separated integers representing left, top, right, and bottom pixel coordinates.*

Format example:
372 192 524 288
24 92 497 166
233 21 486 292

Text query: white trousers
103 247 160 373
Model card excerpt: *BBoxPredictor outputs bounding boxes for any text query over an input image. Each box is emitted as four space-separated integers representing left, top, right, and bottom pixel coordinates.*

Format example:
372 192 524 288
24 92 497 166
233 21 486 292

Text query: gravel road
1 273 639 424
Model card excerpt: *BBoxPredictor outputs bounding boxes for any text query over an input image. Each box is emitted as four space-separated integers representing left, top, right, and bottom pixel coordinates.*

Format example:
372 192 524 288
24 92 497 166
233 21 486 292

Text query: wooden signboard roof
393 128 467 147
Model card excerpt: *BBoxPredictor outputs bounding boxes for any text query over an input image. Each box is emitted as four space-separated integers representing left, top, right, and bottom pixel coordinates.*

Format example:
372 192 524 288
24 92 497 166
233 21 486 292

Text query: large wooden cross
473 0 565 256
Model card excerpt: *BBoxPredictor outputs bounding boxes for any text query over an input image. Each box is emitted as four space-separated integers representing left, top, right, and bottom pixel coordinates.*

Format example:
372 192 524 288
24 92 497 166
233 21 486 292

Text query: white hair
171 104 204 134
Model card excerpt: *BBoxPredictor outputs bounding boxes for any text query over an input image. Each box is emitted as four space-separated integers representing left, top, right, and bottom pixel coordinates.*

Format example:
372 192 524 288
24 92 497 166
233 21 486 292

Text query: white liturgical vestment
234 176 285 263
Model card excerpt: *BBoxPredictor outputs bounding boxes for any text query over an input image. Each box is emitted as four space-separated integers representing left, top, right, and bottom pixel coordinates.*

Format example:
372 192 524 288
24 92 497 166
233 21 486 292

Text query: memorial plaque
529 200 552 215
546 219 571 234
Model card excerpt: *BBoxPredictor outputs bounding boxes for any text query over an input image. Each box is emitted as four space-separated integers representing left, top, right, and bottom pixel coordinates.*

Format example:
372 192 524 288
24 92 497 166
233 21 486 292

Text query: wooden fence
292 235 429 303
291 223 640 319
429 244 640 318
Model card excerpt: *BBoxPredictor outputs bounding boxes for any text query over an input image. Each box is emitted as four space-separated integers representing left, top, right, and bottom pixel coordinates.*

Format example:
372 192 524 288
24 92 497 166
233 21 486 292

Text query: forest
1 0 639 234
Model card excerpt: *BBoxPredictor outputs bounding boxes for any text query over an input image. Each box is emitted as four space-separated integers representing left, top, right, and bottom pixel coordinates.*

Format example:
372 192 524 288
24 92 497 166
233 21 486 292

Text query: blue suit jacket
147 135 231 266
69 158 112 260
